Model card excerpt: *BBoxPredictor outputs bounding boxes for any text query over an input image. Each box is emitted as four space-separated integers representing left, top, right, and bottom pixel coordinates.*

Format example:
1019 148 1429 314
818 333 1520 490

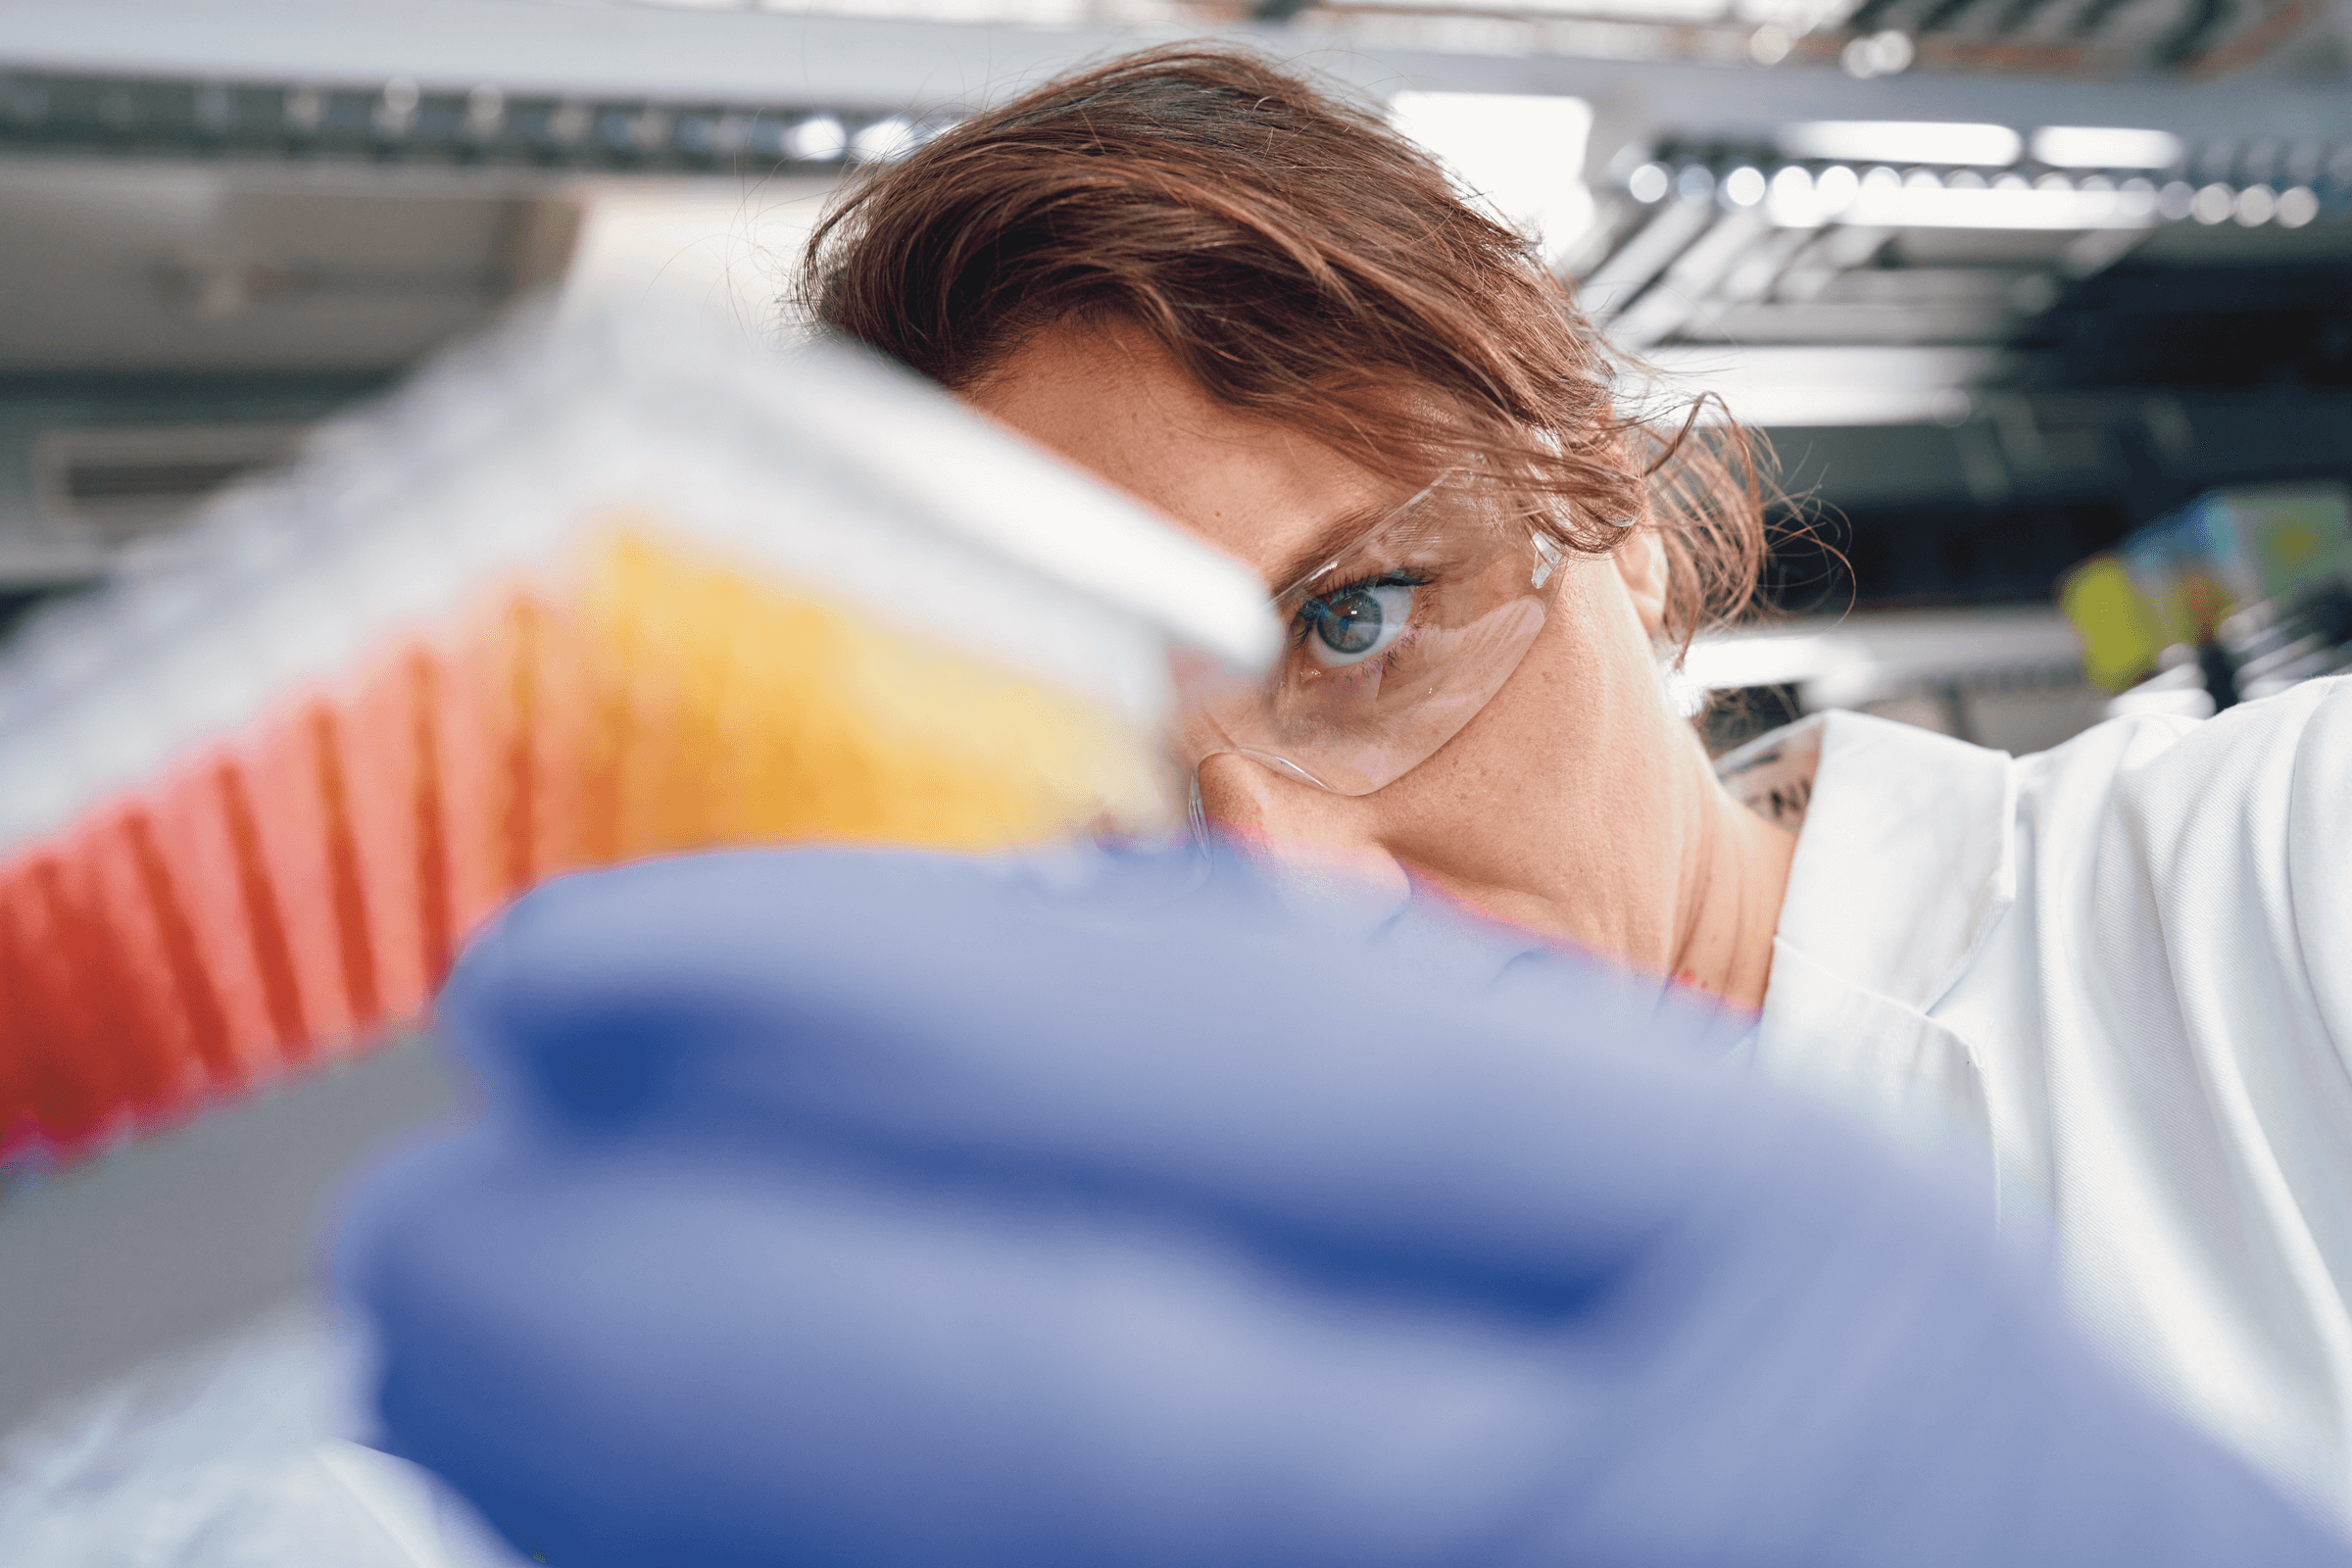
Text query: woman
801 46 2352 1509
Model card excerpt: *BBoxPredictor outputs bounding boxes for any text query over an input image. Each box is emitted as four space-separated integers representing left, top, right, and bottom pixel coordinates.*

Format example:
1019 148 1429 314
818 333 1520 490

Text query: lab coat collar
1720 710 2018 1015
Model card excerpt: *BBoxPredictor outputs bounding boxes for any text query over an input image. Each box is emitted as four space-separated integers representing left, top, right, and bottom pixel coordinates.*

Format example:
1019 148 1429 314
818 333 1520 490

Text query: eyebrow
1265 502 1393 602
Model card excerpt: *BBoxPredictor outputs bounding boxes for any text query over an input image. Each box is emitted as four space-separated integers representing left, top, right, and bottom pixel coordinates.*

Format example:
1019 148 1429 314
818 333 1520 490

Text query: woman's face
968 321 1727 973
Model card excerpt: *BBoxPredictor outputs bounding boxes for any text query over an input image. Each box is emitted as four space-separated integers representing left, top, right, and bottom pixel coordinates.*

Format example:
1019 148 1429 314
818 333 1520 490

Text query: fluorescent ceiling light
2030 125 2185 170
1768 172 2159 230
1831 181 2157 230
1391 91 1595 263
1358 0 1728 17
1643 345 2005 428
1686 608 2081 699
1679 631 1837 692
1778 121 2023 167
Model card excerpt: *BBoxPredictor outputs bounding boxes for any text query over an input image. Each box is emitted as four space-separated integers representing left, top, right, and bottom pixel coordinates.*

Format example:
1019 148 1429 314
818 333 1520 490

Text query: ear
1613 527 1671 639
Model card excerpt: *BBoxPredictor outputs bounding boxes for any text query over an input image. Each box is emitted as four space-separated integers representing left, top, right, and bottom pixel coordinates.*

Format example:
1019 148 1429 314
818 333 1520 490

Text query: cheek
1478 568 1665 763
1193 756 1414 909
1353 757 1550 884
1350 592 1649 870
1386 621 1601 802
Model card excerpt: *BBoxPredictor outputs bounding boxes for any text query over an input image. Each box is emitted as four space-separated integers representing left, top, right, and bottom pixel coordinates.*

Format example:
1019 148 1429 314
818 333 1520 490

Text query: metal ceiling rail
1576 146 2348 353
4 0 2350 143
1303 0 2310 76
0 69 888 174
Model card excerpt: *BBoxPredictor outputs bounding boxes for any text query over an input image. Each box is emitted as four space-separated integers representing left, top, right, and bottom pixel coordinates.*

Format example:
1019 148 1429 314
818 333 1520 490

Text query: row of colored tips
0 529 1157 1164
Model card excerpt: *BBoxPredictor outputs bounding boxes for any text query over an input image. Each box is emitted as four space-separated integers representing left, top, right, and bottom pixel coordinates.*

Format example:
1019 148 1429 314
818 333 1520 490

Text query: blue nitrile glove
338 845 2350 1568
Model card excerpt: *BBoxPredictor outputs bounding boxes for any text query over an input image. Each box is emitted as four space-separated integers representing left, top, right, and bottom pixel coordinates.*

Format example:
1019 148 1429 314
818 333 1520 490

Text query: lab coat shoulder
1751 683 2352 1505
2015 675 2352 1084
1985 677 2352 1503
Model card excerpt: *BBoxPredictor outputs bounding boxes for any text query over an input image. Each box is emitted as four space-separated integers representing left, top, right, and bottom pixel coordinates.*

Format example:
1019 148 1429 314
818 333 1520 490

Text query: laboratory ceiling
0 0 2347 606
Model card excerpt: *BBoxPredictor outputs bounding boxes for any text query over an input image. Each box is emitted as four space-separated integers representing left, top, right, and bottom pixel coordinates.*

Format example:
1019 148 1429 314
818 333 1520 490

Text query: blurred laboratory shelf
1687 606 2118 755
1 0 2347 671
5 0 2350 603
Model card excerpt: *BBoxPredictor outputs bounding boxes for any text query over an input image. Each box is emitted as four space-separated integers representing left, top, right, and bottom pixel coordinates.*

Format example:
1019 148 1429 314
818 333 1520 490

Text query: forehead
962 323 1399 587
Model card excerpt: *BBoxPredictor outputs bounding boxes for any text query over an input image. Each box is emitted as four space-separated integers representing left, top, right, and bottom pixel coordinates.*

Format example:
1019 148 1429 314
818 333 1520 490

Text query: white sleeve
2026 675 2352 1508
2282 681 2352 1064
2113 674 2352 1080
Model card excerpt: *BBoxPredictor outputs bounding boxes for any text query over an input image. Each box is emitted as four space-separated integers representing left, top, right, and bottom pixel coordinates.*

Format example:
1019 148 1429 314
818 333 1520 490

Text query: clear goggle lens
1179 474 1563 797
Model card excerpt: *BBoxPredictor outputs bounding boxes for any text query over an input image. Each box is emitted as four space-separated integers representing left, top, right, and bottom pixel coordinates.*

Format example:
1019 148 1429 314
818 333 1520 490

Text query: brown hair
799 44 1767 644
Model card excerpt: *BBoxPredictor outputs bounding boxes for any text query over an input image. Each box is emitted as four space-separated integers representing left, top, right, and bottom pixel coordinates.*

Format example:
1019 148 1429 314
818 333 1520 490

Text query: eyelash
1286 569 1435 650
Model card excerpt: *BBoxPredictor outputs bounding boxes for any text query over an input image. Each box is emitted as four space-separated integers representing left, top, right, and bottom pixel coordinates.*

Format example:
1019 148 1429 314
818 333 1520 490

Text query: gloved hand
338 845 2349 1568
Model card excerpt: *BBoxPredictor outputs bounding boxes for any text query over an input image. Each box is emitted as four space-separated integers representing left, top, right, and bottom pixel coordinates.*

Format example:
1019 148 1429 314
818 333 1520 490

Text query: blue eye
1300 581 1415 667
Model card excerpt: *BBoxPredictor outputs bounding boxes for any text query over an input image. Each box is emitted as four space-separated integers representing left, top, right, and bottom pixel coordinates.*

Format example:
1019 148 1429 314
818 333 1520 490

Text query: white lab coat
1720 677 2352 1514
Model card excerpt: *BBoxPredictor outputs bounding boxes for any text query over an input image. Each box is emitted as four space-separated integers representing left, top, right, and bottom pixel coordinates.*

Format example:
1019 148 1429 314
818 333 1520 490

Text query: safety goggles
1178 471 1565 797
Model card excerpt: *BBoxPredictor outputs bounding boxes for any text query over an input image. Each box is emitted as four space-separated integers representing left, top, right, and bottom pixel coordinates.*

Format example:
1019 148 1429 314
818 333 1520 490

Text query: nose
1192 753 1412 907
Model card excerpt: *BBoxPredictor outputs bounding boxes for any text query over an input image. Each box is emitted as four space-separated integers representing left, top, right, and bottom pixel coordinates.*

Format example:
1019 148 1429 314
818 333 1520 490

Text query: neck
1375 721 1797 1011
1668 771 1796 1013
